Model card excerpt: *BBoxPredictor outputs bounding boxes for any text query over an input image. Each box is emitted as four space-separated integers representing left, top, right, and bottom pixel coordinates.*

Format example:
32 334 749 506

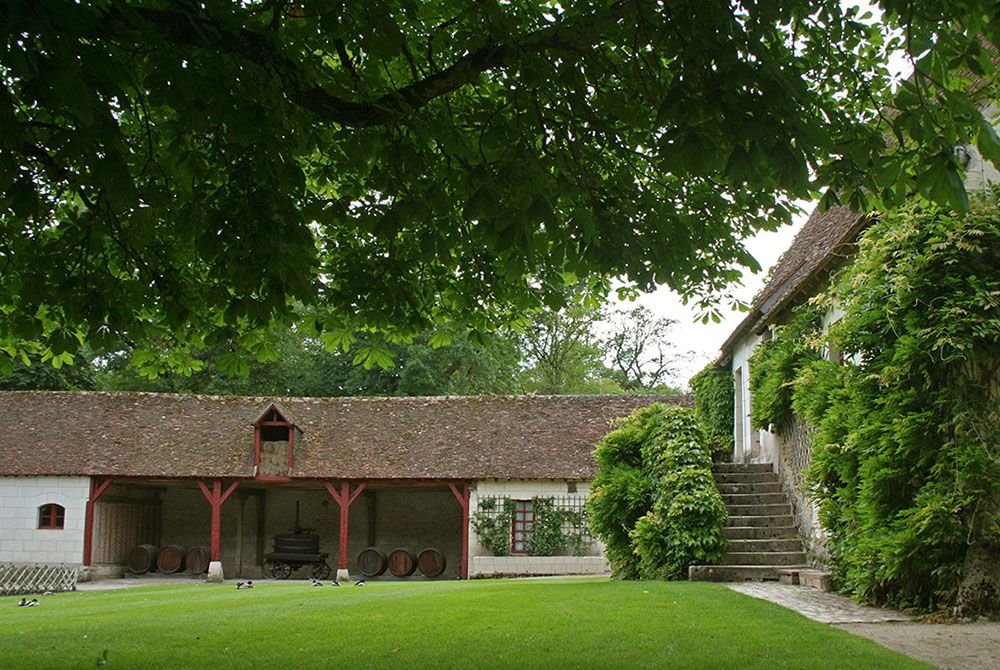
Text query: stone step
716 481 783 495
799 569 833 591
726 538 804 553
689 564 807 582
726 503 792 516
713 463 773 474
724 525 799 540
726 514 796 528
720 492 788 506
721 551 808 566
713 472 780 485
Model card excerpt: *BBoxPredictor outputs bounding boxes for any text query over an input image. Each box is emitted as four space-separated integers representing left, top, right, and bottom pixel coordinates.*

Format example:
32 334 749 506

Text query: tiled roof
720 204 871 356
0 392 686 480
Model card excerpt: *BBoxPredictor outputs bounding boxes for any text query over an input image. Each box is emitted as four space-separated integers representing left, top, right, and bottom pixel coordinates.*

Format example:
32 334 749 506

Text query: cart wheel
311 562 331 580
270 562 292 580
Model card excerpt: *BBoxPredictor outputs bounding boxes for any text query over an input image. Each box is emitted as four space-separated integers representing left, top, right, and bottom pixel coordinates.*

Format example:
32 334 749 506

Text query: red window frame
38 503 65 530
511 500 534 554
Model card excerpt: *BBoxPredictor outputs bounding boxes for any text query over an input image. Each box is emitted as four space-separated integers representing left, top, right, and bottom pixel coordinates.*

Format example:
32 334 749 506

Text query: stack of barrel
357 547 446 579
125 545 211 575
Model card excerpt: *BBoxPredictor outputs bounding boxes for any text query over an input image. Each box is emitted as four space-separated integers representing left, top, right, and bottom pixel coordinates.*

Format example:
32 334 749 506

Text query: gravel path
725 582 1000 670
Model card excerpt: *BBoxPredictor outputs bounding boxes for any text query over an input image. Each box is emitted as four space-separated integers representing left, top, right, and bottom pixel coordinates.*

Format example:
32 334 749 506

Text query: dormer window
254 405 301 478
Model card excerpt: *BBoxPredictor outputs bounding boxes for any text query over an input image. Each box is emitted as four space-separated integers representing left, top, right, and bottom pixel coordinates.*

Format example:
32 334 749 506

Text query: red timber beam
324 480 366 572
448 482 471 580
197 480 240 561
82 477 114 566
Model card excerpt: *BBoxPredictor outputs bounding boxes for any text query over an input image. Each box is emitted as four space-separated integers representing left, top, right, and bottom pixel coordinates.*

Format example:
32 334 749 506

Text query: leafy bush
689 363 734 458
587 404 727 579
757 193 1000 614
748 305 823 433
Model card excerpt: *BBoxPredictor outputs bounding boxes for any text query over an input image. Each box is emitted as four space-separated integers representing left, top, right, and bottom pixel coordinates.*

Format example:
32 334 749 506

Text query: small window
567 482 577 493
38 504 65 530
511 500 534 554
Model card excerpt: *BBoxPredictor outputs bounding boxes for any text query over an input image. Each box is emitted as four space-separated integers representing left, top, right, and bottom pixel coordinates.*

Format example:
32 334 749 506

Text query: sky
607 211 809 389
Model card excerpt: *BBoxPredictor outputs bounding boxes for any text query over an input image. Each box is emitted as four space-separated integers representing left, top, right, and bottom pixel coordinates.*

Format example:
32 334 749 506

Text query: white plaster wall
468 480 606 576
0 476 89 564
730 333 765 465
964 103 1000 193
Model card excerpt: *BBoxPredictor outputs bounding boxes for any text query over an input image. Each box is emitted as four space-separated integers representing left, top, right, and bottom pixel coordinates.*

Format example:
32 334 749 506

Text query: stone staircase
689 463 808 581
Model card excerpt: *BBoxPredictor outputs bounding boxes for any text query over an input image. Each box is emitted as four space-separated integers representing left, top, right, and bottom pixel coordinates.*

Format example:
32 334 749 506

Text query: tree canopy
2 1 999 373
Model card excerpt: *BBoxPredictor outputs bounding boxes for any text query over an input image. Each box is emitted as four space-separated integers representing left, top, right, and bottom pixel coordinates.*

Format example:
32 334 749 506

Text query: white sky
607 212 809 389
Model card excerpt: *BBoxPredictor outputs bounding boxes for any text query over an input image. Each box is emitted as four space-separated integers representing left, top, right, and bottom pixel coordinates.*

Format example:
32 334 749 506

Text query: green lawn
0 578 927 669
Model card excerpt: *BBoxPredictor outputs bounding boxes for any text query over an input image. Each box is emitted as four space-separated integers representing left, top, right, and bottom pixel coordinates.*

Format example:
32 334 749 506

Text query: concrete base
206 561 224 583
336 568 350 582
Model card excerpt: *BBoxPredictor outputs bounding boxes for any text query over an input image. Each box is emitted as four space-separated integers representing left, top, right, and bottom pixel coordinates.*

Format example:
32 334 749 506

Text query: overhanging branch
101 1 639 128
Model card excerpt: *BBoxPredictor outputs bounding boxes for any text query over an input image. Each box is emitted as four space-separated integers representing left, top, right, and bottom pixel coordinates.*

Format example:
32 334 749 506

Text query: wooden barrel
126 544 158 574
156 544 186 574
357 548 387 577
417 548 447 578
185 547 210 574
387 548 416 577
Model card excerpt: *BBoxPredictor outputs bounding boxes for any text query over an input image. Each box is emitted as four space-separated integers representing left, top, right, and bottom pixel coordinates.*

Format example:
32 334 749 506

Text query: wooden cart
263 552 331 580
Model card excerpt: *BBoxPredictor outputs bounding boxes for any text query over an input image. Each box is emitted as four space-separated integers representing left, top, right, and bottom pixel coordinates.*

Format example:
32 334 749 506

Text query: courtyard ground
727 582 1000 670
0 578 927 669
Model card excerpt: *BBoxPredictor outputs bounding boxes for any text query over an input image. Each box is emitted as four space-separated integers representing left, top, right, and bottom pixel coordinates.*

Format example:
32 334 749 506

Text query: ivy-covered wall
690 363 734 460
747 193 1000 615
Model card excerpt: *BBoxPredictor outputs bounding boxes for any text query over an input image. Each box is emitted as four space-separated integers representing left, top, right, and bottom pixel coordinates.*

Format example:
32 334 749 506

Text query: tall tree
603 305 684 392
516 296 620 394
2 1 998 374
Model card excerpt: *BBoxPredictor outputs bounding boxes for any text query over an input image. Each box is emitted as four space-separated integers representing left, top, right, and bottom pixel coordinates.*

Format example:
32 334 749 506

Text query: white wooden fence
0 564 78 596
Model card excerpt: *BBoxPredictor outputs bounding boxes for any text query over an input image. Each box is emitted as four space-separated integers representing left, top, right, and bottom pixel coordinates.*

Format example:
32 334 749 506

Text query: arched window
38 503 65 530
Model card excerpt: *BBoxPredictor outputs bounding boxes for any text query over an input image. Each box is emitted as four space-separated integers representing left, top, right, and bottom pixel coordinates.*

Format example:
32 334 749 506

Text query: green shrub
748 305 823 433
588 404 727 579
761 193 1000 614
690 363 734 458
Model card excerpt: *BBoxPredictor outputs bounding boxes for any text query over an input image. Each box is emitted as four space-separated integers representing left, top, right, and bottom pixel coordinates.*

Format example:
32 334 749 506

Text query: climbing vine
690 363 735 458
471 495 589 557
748 304 824 434
750 192 1000 615
470 496 516 557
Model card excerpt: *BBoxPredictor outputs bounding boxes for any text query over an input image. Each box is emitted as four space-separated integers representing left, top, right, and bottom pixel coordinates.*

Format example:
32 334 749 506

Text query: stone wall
771 419 829 564
0 476 89 564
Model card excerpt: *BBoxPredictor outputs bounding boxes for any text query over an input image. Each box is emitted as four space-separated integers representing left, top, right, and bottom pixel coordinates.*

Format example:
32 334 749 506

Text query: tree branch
101 1 639 128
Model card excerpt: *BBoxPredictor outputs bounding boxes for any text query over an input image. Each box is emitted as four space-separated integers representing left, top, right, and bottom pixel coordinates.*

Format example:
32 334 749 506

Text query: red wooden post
82 477 113 566
448 482 471 580
198 480 239 562
323 480 366 573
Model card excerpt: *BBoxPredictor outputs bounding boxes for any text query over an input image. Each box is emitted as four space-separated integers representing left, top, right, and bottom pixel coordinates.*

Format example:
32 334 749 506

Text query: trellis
0 564 78 596
475 494 593 546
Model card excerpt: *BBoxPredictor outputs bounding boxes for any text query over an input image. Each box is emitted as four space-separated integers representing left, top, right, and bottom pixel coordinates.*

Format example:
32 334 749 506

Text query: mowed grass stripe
0 579 929 669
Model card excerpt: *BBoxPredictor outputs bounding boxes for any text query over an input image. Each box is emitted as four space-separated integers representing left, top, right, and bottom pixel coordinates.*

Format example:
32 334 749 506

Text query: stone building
717 118 1000 560
0 391 680 581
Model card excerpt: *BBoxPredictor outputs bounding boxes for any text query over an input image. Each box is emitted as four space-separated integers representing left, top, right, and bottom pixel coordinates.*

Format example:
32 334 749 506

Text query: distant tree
517 296 621 395
603 305 685 392
0 354 96 391
396 333 522 396
94 326 521 397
